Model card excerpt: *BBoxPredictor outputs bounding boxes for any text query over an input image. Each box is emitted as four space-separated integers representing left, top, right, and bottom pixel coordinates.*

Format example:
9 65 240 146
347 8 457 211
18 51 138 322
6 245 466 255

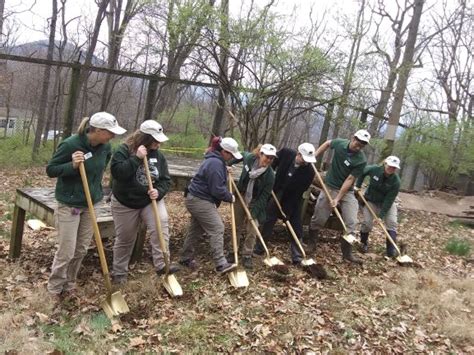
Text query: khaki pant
310 188 359 234
228 197 258 258
360 200 398 233
47 203 95 294
180 194 227 268
111 195 169 279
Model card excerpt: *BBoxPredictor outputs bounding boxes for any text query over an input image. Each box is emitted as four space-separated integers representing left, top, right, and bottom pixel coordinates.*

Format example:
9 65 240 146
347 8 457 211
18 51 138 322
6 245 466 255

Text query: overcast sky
7 0 361 45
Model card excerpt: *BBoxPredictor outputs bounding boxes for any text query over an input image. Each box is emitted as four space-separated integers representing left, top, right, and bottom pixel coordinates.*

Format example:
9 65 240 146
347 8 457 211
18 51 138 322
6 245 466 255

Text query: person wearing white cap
179 137 242 274
355 156 401 257
255 143 316 265
227 143 276 269
46 112 126 300
109 120 180 284
308 129 370 264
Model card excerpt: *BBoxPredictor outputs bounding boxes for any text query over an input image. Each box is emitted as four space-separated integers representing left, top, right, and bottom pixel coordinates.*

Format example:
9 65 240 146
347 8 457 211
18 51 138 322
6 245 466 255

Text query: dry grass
385 269 474 343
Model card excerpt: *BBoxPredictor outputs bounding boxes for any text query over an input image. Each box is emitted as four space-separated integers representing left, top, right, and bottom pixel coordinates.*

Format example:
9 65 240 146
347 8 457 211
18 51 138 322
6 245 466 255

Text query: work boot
341 239 363 265
242 256 253 270
386 230 399 257
306 229 319 253
157 263 181 276
227 253 236 264
359 232 369 253
216 262 237 274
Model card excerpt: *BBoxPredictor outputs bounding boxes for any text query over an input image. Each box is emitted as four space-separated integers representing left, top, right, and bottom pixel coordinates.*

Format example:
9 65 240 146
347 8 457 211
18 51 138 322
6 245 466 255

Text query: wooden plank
9 205 26 258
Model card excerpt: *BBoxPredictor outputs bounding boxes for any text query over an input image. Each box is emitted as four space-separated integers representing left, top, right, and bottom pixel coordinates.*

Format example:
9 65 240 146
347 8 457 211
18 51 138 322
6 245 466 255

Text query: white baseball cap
140 120 169 142
354 129 371 144
298 142 316 163
260 143 277 157
220 137 243 159
385 155 401 169
90 112 126 135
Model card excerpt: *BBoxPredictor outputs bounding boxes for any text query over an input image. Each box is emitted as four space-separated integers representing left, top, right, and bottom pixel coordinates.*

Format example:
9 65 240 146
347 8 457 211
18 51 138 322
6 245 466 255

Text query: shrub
445 238 471 256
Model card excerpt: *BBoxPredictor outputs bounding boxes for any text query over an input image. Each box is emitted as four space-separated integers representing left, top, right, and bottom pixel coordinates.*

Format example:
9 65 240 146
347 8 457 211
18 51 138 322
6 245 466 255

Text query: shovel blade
162 274 183 297
396 254 413 264
228 268 249 288
101 291 129 319
301 258 316 266
342 233 357 244
264 256 285 267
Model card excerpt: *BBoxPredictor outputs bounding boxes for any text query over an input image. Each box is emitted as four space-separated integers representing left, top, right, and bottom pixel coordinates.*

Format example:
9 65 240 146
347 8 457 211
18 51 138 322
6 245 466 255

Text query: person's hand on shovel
71 151 85 169
148 188 159 200
136 145 147 159
331 196 341 208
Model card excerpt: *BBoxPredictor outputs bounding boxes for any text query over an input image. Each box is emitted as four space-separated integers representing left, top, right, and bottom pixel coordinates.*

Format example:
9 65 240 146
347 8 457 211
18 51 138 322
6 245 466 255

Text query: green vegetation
445 237 471 257
0 136 54 167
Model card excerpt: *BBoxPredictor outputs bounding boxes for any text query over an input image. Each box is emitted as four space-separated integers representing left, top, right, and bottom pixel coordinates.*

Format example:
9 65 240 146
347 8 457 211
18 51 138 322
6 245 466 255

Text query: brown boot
305 229 319 253
341 239 362 265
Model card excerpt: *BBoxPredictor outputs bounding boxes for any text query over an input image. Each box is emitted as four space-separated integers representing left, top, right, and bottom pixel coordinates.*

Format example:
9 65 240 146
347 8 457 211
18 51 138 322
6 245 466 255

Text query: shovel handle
230 179 271 258
271 191 307 258
311 164 349 234
356 190 402 255
228 173 240 266
78 162 113 292
143 158 171 273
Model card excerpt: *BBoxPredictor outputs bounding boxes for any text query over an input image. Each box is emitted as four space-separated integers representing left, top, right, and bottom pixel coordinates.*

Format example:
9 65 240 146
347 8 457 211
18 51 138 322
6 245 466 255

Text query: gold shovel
311 164 357 244
143 158 183 297
230 179 285 267
79 162 129 319
356 190 413 264
227 174 249 288
271 191 316 266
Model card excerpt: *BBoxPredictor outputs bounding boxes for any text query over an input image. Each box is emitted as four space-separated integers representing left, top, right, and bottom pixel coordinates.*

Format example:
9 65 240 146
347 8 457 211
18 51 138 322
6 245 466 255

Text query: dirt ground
0 167 473 353
398 191 474 216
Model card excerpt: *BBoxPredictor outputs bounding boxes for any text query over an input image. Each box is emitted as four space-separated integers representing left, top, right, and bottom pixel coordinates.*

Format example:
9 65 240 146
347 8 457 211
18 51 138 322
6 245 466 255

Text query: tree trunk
333 0 366 138
381 0 424 158
316 102 334 169
32 0 58 159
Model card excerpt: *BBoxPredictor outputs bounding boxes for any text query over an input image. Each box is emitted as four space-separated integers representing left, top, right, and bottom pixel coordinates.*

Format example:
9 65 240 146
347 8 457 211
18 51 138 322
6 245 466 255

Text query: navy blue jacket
188 151 233 205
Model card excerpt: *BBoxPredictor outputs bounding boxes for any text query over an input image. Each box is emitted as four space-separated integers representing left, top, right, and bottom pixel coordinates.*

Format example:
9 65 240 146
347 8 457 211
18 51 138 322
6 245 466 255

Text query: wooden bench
9 156 202 259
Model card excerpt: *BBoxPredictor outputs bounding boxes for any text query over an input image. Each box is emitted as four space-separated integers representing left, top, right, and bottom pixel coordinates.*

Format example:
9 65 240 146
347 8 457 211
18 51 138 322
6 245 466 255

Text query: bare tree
32 0 58 159
100 0 142 110
381 0 424 158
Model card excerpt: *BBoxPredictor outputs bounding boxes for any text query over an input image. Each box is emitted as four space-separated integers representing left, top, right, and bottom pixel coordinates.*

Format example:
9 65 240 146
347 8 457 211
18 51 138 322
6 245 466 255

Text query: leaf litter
0 167 472 353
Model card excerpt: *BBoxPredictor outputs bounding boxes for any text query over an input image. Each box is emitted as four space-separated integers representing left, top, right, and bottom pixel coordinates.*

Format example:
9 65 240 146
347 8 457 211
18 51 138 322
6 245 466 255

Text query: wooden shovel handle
311 163 349 234
228 172 239 265
230 179 271 257
356 190 401 255
78 162 112 292
143 157 170 272
271 191 307 258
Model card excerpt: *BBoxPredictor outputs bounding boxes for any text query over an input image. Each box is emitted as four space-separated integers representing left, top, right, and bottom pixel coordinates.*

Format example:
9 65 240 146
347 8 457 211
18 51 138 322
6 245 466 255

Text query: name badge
245 165 250 172
84 152 93 160
344 159 350 166
150 158 157 163
373 176 379 181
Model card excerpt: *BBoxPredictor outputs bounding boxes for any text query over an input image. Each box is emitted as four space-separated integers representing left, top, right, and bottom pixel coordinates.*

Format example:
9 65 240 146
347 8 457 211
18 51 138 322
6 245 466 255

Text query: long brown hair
125 130 156 153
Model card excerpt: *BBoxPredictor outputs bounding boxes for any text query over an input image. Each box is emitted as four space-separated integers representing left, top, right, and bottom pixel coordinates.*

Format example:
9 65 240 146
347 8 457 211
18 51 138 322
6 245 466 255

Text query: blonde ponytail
77 117 90 135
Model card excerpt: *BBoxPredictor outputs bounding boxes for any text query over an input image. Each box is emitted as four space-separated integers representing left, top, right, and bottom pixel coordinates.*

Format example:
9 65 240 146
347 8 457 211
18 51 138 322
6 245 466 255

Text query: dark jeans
255 199 304 263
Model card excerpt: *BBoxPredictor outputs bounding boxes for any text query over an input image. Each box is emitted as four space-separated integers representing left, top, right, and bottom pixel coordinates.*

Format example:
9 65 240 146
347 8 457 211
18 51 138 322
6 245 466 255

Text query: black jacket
273 148 315 213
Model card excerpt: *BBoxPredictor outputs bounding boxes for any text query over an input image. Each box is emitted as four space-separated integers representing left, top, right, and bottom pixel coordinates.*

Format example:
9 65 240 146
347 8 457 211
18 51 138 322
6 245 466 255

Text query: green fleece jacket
111 143 171 209
356 164 401 218
236 152 275 224
46 133 111 207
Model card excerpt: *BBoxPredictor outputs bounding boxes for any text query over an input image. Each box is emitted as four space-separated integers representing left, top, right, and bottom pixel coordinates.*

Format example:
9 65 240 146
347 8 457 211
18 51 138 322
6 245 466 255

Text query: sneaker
157 264 181 276
179 259 198 270
215 262 237 274
242 256 253 270
360 243 368 254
